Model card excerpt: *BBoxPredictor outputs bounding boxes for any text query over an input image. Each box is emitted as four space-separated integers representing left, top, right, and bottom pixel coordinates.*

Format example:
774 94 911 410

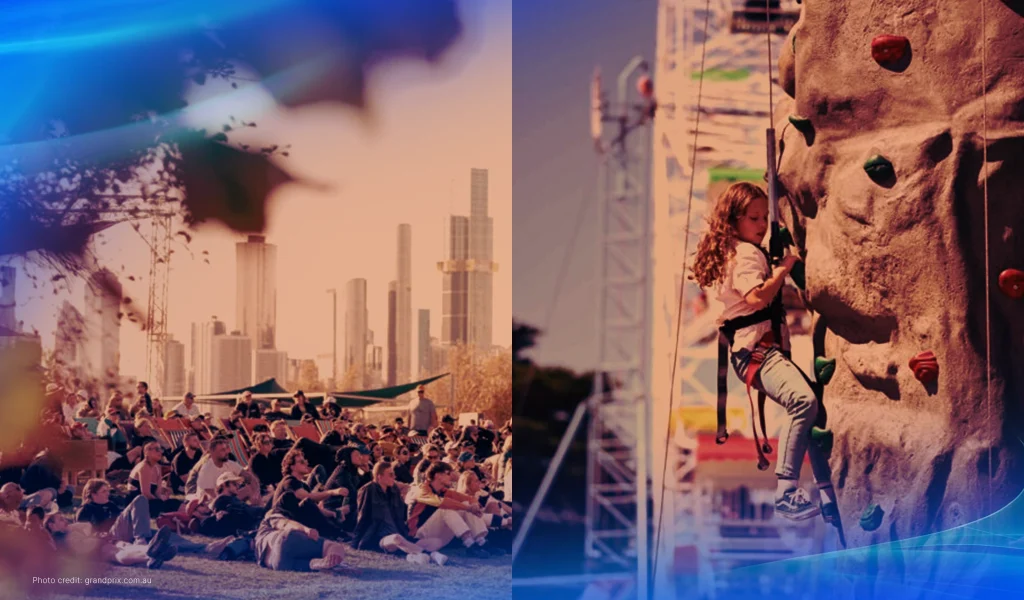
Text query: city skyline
7 0 511 388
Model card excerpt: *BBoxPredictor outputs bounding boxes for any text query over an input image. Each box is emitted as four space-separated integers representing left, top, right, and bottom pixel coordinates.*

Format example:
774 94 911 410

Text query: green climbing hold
788 115 813 135
863 154 894 182
859 503 885 532
790 261 806 290
814 357 836 385
811 427 833 456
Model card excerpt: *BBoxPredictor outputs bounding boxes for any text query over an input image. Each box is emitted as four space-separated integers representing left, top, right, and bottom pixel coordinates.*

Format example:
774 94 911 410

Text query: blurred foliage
0 0 463 271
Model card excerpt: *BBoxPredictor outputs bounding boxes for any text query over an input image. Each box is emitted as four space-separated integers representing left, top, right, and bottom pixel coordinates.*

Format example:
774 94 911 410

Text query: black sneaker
821 501 840 525
146 546 175 570
775 488 821 521
146 526 173 559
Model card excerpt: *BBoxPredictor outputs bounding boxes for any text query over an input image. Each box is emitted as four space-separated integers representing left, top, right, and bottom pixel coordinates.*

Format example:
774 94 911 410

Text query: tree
292 360 322 393
513 320 540 363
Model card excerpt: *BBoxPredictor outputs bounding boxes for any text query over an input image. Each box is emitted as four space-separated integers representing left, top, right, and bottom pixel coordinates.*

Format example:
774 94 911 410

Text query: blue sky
513 0 656 370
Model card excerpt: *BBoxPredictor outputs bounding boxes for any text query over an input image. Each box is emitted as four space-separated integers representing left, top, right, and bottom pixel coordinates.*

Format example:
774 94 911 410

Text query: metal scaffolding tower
586 56 655 583
144 213 173 397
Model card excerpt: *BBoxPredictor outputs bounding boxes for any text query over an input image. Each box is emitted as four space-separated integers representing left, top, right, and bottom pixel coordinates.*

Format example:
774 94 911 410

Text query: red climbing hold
909 351 939 384
871 35 909 66
999 269 1024 299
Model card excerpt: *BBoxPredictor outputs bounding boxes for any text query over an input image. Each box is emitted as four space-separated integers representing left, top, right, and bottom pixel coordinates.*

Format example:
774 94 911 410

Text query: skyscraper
235 235 277 350
344 278 368 386
163 336 186 396
190 317 226 394
439 215 469 345
396 224 412 383
438 169 498 349
54 301 85 372
211 331 252 393
387 280 397 386
83 268 121 384
467 168 495 349
417 309 431 375
254 349 288 384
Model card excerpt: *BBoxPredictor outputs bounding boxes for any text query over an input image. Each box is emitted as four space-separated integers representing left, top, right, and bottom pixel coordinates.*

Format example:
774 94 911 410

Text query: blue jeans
732 346 832 484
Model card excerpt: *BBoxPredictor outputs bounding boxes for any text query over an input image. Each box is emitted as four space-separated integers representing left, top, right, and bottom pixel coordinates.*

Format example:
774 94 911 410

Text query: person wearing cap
407 385 438 436
320 397 342 420
171 393 201 419
235 390 262 419
352 461 448 565
202 472 265 536
443 441 461 467
290 391 320 421
322 445 371 533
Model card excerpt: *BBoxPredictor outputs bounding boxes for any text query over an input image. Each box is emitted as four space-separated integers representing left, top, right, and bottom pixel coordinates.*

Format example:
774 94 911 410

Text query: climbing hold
788 115 813 135
999 269 1024 299
859 503 885 531
814 357 837 385
863 154 894 182
909 351 939 384
871 35 910 67
811 427 833 456
790 261 806 290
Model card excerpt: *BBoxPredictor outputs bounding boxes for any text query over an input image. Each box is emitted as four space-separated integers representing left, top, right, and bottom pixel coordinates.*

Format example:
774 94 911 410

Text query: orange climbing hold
871 35 909 66
999 269 1024 299
909 351 939 384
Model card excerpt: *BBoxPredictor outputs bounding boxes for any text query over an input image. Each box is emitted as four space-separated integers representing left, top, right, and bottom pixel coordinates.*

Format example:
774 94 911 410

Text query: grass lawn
29 537 511 600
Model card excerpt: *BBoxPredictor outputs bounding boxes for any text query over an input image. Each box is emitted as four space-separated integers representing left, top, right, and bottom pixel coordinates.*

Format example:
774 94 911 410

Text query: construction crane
63 206 177 397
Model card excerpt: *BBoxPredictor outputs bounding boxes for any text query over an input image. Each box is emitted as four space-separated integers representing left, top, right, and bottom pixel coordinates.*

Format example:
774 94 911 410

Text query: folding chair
314 419 334 438
289 423 321 443
223 435 251 469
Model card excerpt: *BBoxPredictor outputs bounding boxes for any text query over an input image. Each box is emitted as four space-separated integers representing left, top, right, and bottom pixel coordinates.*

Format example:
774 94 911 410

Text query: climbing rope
981 0 993 528
651 0 712 591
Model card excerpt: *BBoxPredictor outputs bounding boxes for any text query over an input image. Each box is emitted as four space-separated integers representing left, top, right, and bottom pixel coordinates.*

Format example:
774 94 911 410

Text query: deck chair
222 434 251 469
314 419 334 438
289 422 321 443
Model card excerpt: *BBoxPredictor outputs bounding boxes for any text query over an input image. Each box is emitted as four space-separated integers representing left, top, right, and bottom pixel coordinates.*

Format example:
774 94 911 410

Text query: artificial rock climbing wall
775 0 1024 546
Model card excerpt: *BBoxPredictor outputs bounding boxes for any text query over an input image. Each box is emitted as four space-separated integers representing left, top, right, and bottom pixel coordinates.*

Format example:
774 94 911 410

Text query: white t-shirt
171 402 201 418
196 459 242 494
712 243 790 353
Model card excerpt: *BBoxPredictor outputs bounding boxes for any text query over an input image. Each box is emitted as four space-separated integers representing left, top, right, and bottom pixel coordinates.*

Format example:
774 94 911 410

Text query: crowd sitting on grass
0 381 512 575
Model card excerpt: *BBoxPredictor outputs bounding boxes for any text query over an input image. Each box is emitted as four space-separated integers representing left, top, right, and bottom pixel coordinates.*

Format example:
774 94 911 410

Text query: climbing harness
715 243 787 472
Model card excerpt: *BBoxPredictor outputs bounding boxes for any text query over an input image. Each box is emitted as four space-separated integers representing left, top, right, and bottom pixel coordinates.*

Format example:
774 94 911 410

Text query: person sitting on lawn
193 438 260 504
249 433 284 491
128 441 181 516
170 432 203 493
45 512 177 569
255 511 354 573
352 461 447 566
406 462 491 558
75 478 203 552
197 473 267 537
322 446 370 533
269 449 347 540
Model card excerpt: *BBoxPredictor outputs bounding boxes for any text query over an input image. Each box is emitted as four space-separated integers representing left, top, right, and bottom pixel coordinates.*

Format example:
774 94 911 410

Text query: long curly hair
691 182 767 288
